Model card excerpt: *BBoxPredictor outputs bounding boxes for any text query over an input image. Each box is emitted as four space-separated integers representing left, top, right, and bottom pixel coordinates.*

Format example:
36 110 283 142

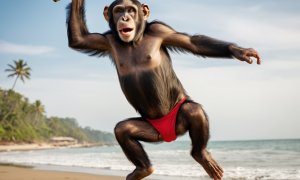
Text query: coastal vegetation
0 88 116 143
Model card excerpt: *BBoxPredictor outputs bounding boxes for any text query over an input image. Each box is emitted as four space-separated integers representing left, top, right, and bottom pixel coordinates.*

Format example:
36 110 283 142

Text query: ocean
0 139 299 180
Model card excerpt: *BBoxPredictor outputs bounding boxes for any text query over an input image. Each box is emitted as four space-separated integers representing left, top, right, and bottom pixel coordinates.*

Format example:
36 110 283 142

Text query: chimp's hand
229 45 261 65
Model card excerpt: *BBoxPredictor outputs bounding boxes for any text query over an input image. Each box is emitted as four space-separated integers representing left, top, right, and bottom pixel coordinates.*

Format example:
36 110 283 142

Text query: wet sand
0 166 124 180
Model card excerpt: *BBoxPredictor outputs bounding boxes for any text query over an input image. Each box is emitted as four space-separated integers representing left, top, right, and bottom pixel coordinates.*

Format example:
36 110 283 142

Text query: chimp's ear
142 4 150 21
103 5 110 22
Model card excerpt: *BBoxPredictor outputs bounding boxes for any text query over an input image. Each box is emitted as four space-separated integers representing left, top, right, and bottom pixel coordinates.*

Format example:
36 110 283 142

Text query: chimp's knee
114 120 135 140
180 103 208 124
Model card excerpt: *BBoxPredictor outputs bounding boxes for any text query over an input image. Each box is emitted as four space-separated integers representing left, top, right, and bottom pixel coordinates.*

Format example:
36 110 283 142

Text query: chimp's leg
176 101 224 180
114 117 163 180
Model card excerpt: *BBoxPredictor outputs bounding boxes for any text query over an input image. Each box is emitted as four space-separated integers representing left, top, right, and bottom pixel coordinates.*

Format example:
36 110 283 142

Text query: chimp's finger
240 55 253 64
247 52 261 65
256 53 261 65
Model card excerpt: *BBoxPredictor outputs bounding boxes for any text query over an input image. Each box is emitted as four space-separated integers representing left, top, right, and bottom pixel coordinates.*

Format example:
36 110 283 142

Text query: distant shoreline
0 142 117 152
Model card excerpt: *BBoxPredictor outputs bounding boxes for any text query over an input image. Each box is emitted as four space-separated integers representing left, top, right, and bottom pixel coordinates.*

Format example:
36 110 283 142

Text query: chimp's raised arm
66 0 112 58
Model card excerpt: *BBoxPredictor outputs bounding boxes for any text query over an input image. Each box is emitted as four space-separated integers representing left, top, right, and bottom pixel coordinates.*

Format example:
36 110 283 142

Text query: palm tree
31 100 46 127
47 117 61 130
5 59 32 90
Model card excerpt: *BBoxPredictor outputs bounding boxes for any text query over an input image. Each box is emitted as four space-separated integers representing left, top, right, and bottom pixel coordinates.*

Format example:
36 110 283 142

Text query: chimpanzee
64 0 261 179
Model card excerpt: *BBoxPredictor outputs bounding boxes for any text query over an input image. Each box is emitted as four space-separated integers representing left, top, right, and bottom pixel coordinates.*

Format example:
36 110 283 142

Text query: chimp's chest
111 36 163 76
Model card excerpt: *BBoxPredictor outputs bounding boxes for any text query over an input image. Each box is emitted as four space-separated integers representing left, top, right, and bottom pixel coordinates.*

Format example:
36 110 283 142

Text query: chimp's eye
115 9 123 13
128 8 134 13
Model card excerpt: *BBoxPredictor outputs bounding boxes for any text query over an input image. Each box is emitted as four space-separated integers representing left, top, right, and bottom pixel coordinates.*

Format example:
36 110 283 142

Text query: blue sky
0 0 299 141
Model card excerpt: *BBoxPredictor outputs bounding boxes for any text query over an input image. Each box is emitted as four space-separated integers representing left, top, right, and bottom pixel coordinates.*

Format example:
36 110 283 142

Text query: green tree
0 87 116 143
0 90 23 124
31 100 46 127
5 59 32 90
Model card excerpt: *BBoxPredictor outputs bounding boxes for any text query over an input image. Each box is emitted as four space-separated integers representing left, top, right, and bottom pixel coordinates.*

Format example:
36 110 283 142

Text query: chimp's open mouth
119 28 134 36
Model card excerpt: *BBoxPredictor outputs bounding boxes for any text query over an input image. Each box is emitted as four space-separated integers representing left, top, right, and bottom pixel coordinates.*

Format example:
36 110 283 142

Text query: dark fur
120 54 189 119
146 21 235 59
66 1 115 65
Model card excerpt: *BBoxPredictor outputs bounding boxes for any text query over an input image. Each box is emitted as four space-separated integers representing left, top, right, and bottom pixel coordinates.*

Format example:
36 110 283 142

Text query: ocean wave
207 148 299 154
1 139 300 180
1 151 299 179
144 148 300 156
147 150 190 155
224 167 300 180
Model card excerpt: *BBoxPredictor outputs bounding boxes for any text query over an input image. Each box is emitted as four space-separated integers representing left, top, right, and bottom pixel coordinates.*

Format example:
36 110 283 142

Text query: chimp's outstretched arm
147 22 261 64
66 0 112 57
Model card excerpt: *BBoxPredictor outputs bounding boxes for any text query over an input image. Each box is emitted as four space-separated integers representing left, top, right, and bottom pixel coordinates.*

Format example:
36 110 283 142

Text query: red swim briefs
146 98 186 142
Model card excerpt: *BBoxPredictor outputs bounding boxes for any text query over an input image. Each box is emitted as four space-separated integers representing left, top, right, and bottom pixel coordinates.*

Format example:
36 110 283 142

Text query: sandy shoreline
0 163 195 180
0 143 55 152
0 166 125 180
0 143 116 152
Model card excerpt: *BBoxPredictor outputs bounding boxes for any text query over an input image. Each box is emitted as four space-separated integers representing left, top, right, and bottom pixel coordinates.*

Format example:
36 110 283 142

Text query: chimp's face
104 0 150 43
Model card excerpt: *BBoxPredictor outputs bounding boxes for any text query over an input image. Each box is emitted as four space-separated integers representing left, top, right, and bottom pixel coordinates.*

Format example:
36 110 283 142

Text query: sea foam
0 139 299 180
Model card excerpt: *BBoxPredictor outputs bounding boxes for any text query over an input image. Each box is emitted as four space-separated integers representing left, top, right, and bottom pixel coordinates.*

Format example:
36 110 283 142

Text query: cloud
0 40 55 55
150 2 300 52
223 17 300 51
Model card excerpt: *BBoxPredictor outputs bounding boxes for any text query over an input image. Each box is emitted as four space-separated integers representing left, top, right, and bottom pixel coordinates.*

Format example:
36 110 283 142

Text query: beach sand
0 166 124 180
0 143 111 152
0 144 54 152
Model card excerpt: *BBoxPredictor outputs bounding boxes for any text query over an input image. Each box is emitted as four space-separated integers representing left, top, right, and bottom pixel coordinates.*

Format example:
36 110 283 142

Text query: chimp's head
103 0 150 43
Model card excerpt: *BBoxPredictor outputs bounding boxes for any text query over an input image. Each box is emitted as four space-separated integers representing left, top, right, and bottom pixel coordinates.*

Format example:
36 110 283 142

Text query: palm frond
7 73 16 77
36 100 42 107
24 74 31 80
17 60 23 69
6 64 16 71
13 60 18 67
20 76 25 83
19 59 24 65
24 67 32 71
